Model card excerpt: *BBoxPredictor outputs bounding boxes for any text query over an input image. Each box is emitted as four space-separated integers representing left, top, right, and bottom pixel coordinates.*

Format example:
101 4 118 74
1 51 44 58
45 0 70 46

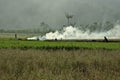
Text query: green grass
0 39 120 80
0 49 120 80
0 39 120 50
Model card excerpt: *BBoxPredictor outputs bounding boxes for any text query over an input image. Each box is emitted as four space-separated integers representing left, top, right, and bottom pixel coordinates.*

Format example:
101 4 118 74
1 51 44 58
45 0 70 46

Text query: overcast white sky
0 0 120 29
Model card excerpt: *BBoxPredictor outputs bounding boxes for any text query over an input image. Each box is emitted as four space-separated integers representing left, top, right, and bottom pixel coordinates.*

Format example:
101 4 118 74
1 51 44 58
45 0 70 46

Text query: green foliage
0 39 120 50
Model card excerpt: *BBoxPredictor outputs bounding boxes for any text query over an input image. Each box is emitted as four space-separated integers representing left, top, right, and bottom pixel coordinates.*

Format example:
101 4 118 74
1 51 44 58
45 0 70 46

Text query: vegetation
79 21 114 33
0 38 119 80
0 39 120 50
0 21 114 34
0 49 120 80
0 33 40 39
0 29 46 34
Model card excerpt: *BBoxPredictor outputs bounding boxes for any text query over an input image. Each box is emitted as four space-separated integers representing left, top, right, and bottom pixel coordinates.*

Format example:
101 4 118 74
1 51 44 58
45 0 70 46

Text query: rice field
0 39 120 50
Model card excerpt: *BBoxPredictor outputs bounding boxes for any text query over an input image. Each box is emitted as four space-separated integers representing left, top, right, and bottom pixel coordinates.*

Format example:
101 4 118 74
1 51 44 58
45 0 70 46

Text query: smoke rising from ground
45 24 120 40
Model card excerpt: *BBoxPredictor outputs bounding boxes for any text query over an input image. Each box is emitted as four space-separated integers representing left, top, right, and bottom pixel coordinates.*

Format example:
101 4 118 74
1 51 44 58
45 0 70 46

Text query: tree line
0 21 114 34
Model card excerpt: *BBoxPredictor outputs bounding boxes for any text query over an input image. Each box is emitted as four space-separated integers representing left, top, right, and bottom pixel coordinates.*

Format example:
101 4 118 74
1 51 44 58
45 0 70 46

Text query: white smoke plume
27 24 120 40
45 24 120 40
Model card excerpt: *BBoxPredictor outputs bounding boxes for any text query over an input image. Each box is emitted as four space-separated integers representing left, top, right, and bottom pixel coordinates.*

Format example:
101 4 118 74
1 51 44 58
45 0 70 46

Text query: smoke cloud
0 0 120 30
45 24 120 40
27 23 120 40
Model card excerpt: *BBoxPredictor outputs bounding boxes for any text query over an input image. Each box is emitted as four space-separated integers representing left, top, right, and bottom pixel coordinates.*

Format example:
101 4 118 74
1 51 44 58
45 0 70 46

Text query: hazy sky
0 0 120 30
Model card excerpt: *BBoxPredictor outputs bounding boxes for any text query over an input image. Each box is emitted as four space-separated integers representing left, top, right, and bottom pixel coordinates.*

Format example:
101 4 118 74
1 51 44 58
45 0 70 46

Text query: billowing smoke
45 25 120 40
27 24 120 40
